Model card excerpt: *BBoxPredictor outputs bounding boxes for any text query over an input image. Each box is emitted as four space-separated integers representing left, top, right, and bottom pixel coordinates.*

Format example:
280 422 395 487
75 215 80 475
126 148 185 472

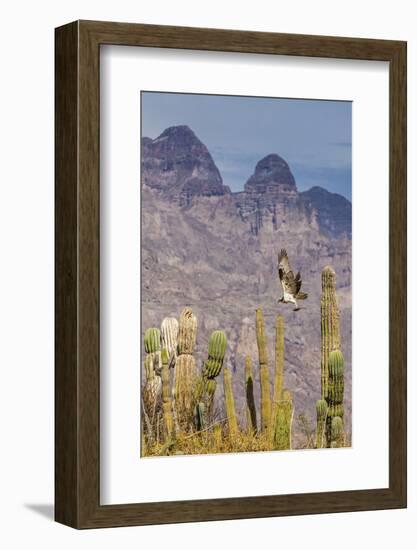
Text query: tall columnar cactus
245 356 257 435
320 267 340 400
223 367 238 439
330 416 344 448
315 399 328 449
194 402 206 431
326 349 345 447
143 328 162 414
177 307 197 354
161 347 174 440
273 389 293 450
256 308 271 433
271 315 285 441
212 423 223 450
161 317 179 366
173 308 198 428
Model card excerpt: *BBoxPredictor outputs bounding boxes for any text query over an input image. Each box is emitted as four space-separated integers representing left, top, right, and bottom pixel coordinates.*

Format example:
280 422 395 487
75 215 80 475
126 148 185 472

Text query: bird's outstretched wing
278 249 296 295
278 249 291 277
278 250 307 299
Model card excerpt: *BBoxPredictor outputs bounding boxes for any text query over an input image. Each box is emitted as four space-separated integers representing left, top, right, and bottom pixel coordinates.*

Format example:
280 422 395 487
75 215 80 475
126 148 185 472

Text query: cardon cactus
256 308 271 434
326 349 345 447
194 402 206 431
174 354 197 428
223 367 238 439
143 328 162 417
245 356 257 435
271 315 285 442
173 308 198 428
144 328 161 354
320 267 340 400
161 317 178 367
177 308 197 354
330 416 344 447
273 389 293 450
196 330 228 411
202 330 227 379
316 399 328 449
161 347 174 440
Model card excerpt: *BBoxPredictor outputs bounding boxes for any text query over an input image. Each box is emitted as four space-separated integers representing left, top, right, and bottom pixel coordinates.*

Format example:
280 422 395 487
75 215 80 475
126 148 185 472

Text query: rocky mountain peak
244 153 297 194
141 125 229 203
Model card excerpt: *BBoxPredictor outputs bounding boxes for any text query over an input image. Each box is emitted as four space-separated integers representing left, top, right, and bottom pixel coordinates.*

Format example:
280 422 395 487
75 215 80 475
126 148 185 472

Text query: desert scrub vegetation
141 265 348 457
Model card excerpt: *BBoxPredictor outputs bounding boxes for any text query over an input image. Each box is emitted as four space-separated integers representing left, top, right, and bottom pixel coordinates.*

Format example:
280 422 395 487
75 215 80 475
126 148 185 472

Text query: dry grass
143 424 274 457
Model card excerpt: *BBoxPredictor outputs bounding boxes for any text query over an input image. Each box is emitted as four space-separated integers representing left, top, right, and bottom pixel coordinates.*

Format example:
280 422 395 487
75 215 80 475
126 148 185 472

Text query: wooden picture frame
55 20 407 529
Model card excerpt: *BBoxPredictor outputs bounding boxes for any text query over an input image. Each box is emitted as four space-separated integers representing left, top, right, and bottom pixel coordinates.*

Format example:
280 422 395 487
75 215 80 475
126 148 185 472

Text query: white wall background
0 0 414 548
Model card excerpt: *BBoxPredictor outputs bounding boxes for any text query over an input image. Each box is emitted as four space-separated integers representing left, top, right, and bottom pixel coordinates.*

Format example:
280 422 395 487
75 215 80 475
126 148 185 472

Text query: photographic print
140 91 352 457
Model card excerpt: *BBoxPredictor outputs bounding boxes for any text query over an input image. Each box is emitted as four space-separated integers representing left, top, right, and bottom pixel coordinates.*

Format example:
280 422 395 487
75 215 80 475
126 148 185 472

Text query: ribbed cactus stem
223 367 238 439
174 354 197 427
326 350 345 447
173 308 198 428
177 308 197 354
273 389 293 450
316 399 328 449
330 416 344 448
245 356 257 435
144 327 161 354
271 315 285 441
161 317 178 366
143 328 162 419
321 267 340 400
256 308 271 433
202 330 227 380
161 348 174 440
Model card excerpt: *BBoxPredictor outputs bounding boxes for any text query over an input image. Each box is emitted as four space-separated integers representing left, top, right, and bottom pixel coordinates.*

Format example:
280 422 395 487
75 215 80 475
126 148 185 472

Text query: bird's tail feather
297 292 308 300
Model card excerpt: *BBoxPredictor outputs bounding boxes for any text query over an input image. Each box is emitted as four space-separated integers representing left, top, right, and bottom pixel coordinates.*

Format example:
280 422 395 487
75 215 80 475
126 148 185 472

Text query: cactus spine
223 367 238 439
271 315 285 441
326 349 345 446
174 308 198 428
256 308 271 433
161 317 178 366
161 348 174 440
245 356 257 435
273 389 293 450
320 267 340 400
315 399 327 449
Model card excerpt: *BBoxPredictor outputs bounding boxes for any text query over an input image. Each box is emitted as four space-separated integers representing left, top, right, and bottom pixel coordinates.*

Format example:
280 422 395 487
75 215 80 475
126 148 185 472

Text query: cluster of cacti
141 265 347 456
317 266 345 448
173 308 198 429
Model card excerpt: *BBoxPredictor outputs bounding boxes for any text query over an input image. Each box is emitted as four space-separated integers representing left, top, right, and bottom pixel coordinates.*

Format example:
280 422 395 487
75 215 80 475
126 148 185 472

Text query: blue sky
141 92 352 201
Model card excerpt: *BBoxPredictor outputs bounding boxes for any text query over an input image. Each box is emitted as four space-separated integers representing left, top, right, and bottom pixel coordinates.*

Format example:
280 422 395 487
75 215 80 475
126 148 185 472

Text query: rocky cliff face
141 125 352 444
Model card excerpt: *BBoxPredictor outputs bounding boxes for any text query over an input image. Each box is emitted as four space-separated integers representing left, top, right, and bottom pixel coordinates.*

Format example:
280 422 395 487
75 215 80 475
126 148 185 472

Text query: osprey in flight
278 249 308 311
